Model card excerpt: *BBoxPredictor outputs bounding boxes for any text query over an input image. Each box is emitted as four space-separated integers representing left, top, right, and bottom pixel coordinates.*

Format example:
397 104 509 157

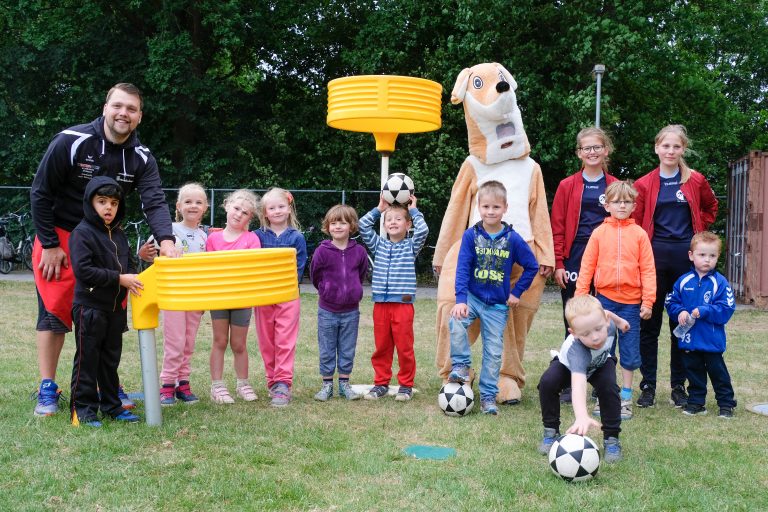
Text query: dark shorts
210 308 252 327
36 290 71 333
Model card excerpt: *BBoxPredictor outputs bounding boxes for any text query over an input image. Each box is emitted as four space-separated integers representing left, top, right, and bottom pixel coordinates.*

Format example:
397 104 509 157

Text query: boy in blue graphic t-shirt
447 181 539 415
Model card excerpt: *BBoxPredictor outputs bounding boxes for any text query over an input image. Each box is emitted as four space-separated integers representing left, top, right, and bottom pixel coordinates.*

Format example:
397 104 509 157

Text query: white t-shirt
173 222 207 254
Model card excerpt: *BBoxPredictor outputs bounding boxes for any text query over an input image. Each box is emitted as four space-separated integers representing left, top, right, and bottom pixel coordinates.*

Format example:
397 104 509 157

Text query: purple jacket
310 239 369 313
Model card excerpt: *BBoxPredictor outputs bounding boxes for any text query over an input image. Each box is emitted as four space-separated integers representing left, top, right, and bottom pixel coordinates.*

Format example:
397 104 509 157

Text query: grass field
1 279 767 511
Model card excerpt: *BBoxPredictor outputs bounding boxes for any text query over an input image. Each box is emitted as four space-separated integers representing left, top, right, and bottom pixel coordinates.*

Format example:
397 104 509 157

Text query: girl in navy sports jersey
550 127 618 404
632 125 718 409
551 127 619 336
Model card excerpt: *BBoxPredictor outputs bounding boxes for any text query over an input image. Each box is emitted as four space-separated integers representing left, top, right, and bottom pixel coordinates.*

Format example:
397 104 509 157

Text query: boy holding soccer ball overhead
447 181 540 415
537 294 630 463
359 189 428 401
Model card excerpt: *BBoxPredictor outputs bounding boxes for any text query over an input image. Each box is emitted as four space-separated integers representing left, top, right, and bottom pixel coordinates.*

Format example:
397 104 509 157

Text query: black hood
82 176 126 229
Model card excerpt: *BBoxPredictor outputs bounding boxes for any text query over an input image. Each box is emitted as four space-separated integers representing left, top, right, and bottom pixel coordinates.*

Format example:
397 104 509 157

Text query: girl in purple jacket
310 205 370 402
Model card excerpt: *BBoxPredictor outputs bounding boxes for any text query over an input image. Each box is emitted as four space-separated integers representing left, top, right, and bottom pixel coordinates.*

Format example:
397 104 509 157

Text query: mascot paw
496 376 522 405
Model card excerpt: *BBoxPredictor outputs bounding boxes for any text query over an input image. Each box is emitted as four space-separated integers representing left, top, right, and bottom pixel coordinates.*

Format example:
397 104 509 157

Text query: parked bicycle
0 211 34 274
125 219 151 273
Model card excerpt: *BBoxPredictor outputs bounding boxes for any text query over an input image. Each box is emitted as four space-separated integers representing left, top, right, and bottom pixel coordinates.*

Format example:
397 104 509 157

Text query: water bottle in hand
673 316 695 339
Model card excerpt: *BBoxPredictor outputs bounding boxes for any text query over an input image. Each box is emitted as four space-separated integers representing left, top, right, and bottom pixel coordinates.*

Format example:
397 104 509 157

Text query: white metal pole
380 154 389 236
593 64 605 128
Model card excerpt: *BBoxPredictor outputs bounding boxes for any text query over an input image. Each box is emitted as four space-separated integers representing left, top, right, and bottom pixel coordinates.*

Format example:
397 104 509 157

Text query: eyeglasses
578 145 605 153
609 200 634 206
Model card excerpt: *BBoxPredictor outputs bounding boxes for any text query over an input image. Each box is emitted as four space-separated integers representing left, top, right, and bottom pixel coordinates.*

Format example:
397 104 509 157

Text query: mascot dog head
451 62 530 165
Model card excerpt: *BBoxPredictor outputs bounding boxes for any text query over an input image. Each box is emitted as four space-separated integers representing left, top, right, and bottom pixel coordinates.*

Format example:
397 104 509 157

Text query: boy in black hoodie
69 176 143 427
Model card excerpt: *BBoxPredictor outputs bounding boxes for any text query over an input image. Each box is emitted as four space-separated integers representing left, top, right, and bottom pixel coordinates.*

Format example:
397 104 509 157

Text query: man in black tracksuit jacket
69 176 140 425
29 83 176 417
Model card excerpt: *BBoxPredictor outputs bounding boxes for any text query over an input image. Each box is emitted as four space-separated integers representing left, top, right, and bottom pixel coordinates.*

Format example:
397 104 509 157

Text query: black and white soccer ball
438 382 474 417
548 434 601 482
381 173 415 205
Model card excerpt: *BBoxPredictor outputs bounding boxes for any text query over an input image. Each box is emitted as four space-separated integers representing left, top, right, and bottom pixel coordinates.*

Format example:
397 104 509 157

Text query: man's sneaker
175 381 199 404
338 381 361 400
364 385 389 400
33 379 63 417
592 399 601 417
83 419 103 428
718 406 734 419
114 410 140 423
270 382 291 407
682 403 707 416
314 382 334 402
160 384 177 406
395 386 413 401
636 387 655 408
670 385 688 408
448 365 470 384
620 400 633 420
480 399 498 415
603 437 622 463
118 385 136 410
538 428 559 455
559 387 572 404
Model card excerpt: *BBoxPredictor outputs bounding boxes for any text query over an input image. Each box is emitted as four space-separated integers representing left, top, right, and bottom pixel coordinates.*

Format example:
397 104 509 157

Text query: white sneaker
210 384 235 404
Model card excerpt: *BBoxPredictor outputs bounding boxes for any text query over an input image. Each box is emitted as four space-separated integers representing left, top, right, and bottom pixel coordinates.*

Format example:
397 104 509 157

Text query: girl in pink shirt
206 189 261 404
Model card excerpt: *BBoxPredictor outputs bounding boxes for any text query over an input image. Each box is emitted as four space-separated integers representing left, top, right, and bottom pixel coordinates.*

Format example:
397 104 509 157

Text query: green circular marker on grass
403 445 456 460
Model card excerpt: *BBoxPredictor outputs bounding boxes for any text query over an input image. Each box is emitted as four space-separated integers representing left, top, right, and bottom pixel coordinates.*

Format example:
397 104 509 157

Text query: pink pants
160 310 203 384
254 299 300 389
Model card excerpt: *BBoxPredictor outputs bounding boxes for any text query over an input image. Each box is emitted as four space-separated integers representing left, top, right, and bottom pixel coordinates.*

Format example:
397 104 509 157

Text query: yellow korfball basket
131 249 299 330
327 75 442 153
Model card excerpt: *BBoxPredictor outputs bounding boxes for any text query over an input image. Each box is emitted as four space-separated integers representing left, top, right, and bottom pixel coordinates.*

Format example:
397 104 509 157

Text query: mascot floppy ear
451 68 472 105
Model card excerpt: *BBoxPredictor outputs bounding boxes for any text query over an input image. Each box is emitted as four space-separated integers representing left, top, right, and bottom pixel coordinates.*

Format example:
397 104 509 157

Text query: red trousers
372 302 415 387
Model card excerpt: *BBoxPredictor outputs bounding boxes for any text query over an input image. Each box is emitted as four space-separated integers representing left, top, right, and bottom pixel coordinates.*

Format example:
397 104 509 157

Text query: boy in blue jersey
448 181 539 415
359 194 429 401
537 294 630 463
665 231 737 418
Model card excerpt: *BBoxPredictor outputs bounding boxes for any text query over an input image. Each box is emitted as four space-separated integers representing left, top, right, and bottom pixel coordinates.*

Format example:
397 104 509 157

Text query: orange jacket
575 217 656 308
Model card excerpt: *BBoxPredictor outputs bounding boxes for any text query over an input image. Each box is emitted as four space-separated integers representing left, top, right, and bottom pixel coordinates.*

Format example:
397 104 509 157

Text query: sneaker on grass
718 406 734 419
314 381 334 402
160 384 176 406
636 387 655 408
682 403 707 416
118 385 136 409
175 381 199 404
364 385 388 400
33 379 64 417
338 381 361 400
480 399 498 415
670 385 688 408
620 400 633 420
114 410 140 423
270 382 291 407
538 427 559 455
603 437 622 463
395 386 412 401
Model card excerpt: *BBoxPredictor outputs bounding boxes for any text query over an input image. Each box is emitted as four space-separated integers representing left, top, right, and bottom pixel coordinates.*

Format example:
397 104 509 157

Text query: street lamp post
593 64 605 127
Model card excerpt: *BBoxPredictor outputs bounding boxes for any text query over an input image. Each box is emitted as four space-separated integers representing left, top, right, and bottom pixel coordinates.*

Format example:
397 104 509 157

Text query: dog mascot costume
433 62 554 404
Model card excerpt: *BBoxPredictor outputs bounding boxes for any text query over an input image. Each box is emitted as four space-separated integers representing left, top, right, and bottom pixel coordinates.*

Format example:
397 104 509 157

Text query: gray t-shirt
557 320 617 378
172 222 207 254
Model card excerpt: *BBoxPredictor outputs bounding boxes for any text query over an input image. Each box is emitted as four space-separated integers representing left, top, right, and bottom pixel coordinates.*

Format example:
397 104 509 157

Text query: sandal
210 384 235 404
236 384 258 402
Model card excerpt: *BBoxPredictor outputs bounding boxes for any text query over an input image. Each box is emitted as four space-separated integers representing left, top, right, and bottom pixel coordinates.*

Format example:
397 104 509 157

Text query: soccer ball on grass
548 433 600 482
437 382 474 417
